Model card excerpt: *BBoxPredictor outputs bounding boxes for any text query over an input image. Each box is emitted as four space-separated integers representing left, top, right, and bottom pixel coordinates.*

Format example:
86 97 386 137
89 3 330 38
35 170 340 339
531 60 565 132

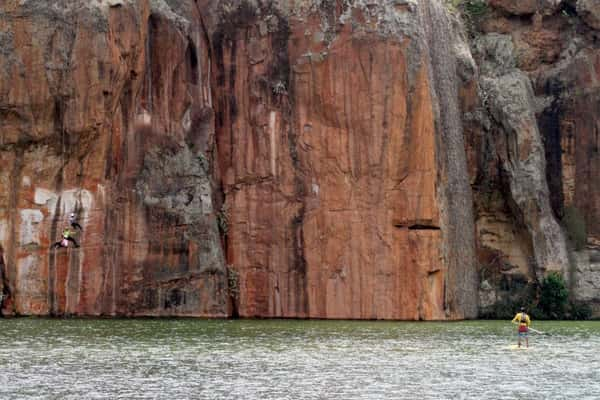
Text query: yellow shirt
512 312 531 327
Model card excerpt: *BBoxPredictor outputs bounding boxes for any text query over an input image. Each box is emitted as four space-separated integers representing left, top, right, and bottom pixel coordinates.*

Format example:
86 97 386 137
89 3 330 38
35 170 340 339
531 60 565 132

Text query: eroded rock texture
470 0 600 315
0 0 227 316
204 0 477 319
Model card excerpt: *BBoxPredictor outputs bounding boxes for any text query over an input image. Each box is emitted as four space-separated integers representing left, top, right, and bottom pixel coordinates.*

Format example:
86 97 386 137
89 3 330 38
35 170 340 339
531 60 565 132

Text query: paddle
528 327 549 335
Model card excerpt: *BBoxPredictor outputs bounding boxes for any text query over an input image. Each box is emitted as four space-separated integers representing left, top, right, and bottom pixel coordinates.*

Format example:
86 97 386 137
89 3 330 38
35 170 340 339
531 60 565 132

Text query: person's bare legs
65 237 79 248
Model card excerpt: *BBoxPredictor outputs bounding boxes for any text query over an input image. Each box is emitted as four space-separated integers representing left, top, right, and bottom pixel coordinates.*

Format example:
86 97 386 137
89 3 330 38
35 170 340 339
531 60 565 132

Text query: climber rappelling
51 227 80 249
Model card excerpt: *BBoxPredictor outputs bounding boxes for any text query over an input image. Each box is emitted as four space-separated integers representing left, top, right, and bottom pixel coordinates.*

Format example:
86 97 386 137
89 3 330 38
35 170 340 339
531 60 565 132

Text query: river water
0 319 599 399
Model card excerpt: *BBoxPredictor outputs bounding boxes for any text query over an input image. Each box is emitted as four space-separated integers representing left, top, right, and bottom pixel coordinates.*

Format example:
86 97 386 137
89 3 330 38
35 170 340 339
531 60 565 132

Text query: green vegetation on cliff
444 0 487 35
444 0 488 17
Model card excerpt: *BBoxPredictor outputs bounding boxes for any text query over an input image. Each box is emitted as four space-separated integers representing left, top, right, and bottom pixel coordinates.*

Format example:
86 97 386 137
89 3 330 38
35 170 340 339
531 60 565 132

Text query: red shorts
518 325 528 333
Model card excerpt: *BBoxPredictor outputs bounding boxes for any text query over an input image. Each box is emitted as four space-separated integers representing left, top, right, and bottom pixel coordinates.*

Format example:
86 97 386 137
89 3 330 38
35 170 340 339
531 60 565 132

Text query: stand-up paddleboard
508 344 530 350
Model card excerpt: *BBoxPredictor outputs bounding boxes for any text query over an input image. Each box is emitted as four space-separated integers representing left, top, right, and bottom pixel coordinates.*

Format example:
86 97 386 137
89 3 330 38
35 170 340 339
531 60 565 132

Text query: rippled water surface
1 319 599 399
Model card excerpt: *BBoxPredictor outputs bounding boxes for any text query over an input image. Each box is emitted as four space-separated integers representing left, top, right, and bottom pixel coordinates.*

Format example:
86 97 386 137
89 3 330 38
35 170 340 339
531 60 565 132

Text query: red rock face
211 1 477 319
1 0 480 320
0 1 228 317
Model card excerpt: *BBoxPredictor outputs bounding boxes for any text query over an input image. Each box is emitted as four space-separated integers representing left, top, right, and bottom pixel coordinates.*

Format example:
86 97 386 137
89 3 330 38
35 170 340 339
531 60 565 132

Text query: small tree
538 272 569 319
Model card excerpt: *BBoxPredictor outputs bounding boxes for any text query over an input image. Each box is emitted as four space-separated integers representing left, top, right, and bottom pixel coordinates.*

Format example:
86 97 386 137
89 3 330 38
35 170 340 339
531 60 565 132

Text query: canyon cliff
0 0 598 319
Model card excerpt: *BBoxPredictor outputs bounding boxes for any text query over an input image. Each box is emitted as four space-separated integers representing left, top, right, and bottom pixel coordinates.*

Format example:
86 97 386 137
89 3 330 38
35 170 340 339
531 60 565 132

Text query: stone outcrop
467 30 570 280
480 70 569 278
572 248 600 314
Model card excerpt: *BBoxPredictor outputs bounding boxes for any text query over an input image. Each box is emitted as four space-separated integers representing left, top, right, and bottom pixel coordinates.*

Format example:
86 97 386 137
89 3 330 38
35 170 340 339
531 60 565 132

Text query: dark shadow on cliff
0 244 9 316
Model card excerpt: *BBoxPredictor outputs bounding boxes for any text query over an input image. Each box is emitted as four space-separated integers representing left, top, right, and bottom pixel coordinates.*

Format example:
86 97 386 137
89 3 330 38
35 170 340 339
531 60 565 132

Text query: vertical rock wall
0 0 227 316
420 0 479 318
207 0 477 319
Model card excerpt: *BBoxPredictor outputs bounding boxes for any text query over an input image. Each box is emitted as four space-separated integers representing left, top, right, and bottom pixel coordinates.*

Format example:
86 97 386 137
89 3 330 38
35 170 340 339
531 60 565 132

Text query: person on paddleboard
512 307 531 348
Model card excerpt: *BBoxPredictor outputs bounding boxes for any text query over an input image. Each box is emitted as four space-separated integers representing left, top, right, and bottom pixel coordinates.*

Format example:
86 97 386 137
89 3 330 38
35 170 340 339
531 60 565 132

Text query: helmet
70 213 75 217
520 307 525 311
